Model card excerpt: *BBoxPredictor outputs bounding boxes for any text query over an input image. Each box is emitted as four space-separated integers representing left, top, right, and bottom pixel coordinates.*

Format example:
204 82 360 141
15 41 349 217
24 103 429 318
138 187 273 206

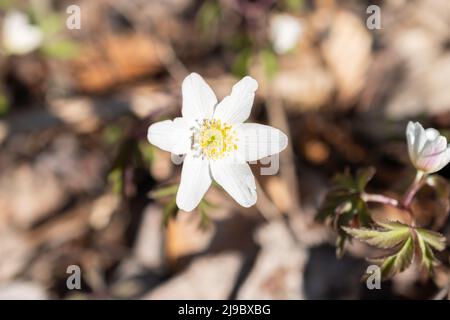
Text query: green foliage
316 167 375 256
108 167 123 195
138 142 154 167
38 13 63 36
375 237 414 280
232 48 252 78
343 221 410 249
344 221 446 279
162 198 178 227
41 40 80 59
196 0 220 36
150 185 178 199
0 0 12 9
260 49 278 80
284 0 304 11
0 94 9 116
102 125 124 145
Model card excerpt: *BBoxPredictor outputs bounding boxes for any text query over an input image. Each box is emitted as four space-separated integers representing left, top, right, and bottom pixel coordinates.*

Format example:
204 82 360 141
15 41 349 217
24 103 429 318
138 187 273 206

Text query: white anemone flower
406 121 450 174
2 10 43 55
269 13 303 55
148 73 288 211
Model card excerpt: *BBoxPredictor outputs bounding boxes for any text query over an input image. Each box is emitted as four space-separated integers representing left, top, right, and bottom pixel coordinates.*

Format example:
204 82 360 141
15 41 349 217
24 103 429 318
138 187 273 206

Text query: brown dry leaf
71 33 166 93
130 87 174 119
265 176 291 213
133 204 165 269
49 98 99 133
143 252 242 299
303 139 330 164
321 10 373 107
0 164 67 229
237 221 306 299
0 226 32 281
89 193 120 230
425 54 450 115
165 211 215 263
273 66 334 112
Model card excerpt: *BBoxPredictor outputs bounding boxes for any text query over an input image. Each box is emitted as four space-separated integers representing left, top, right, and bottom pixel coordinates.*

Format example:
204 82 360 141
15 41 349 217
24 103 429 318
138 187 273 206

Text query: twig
265 88 302 218
255 179 282 221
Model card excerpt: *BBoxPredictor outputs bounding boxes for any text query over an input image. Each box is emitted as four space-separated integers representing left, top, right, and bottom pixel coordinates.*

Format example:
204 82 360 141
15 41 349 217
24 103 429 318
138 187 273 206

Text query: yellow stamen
195 119 238 160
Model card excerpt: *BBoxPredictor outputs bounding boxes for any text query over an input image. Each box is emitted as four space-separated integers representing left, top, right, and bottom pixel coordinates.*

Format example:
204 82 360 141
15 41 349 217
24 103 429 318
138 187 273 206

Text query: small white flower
269 13 303 55
2 10 44 55
148 73 288 211
406 121 450 174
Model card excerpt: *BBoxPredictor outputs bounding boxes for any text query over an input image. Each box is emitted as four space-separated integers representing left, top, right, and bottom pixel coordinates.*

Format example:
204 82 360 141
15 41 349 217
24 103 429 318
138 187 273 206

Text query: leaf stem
361 192 415 225
361 193 399 207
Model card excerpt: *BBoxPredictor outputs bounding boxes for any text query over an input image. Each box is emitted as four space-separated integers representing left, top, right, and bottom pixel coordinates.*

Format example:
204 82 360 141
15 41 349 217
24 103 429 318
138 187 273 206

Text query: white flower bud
406 121 450 174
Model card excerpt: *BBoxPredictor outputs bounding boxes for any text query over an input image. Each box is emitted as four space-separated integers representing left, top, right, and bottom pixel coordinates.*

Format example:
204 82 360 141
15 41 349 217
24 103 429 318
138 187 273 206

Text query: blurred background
0 0 450 300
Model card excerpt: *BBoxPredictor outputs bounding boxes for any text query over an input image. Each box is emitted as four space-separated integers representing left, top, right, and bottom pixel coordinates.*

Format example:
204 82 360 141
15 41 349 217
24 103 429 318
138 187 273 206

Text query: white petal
147 117 191 155
176 155 212 211
406 121 416 161
213 76 258 124
413 122 427 155
416 136 449 173
434 146 450 172
210 159 256 207
425 128 440 140
421 135 447 157
182 73 217 121
236 123 288 161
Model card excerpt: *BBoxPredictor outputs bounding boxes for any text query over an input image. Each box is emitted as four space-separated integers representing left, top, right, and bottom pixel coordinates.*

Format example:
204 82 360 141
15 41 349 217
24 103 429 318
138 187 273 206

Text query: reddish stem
402 171 426 208
362 192 415 226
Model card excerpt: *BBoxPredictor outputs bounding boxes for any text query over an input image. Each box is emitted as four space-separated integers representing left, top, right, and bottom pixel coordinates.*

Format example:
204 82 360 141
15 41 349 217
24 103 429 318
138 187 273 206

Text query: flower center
194 119 237 160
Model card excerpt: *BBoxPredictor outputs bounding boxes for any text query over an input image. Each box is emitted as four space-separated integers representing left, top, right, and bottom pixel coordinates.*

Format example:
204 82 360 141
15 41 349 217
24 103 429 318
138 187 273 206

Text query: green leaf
38 13 63 36
41 40 80 59
416 228 446 251
0 95 9 116
284 0 304 11
333 169 357 190
196 0 220 35
232 49 252 78
108 168 123 195
342 221 410 249
336 234 347 258
346 221 446 279
417 234 438 273
162 198 178 227
260 49 278 80
138 142 154 167
356 198 371 226
317 167 377 257
198 200 212 230
0 0 13 9
356 167 376 191
150 185 178 199
102 125 123 145
376 236 414 279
